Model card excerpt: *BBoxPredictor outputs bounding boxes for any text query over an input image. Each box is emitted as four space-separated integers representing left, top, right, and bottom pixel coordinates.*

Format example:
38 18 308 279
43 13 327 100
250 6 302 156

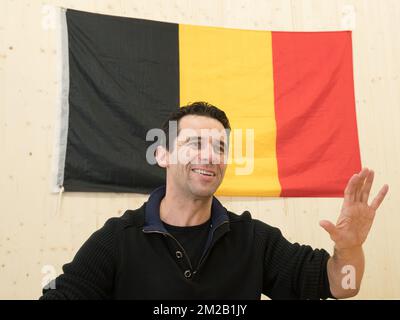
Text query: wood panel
0 0 398 299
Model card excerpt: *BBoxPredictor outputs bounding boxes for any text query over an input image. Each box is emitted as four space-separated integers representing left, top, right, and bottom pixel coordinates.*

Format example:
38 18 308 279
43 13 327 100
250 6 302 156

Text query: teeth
192 169 215 176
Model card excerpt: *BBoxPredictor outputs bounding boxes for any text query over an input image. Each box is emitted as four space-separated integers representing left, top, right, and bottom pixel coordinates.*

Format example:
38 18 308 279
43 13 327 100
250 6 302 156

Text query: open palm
320 168 389 250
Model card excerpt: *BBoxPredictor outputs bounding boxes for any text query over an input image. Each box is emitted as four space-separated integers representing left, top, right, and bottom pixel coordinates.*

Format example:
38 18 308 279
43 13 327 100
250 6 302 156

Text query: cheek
218 163 227 174
174 148 198 165
184 150 200 165
217 151 228 165
169 164 183 175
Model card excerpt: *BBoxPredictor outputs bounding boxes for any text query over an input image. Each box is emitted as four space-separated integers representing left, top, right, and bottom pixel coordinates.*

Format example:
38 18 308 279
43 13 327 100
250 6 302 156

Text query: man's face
165 115 228 198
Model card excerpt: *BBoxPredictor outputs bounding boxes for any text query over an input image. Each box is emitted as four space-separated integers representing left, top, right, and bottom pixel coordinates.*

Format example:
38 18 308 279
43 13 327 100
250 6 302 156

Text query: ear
155 145 168 168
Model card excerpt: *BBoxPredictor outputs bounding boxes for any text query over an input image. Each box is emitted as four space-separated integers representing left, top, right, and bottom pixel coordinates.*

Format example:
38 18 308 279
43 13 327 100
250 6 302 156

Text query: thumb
319 220 337 238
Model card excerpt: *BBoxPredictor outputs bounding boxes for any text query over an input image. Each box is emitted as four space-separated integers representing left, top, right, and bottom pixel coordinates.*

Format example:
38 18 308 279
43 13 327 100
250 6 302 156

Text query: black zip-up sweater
40 186 333 300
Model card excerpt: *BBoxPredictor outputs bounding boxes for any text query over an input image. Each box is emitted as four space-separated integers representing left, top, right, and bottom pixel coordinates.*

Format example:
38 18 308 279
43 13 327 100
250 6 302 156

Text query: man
41 101 389 299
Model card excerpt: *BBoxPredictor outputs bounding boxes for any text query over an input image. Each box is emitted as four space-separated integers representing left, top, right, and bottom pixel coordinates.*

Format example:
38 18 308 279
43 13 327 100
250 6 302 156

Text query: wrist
333 245 363 260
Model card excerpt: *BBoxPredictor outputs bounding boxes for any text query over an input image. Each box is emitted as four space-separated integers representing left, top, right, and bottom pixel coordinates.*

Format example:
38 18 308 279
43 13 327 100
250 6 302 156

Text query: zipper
143 229 194 271
194 220 229 274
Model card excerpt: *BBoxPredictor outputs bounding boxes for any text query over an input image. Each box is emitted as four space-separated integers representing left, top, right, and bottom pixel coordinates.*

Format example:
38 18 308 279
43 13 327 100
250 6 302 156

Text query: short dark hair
161 101 231 150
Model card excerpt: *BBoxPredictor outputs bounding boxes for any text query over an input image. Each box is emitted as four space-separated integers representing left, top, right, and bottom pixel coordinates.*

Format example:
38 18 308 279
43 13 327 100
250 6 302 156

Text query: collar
143 185 229 233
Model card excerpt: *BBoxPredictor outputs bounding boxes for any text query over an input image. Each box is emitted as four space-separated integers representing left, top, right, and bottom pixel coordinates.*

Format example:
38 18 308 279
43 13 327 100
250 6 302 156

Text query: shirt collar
143 185 229 233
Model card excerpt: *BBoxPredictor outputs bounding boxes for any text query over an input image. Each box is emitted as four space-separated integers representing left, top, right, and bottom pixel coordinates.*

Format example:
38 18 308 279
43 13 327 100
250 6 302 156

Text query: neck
160 187 212 227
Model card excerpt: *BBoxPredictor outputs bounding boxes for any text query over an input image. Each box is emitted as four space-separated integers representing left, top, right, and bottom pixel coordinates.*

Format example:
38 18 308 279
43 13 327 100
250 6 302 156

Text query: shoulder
227 210 283 239
100 203 147 235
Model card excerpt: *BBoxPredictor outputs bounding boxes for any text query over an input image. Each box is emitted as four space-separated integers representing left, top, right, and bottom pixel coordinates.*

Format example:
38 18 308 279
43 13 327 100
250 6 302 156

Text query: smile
191 169 216 177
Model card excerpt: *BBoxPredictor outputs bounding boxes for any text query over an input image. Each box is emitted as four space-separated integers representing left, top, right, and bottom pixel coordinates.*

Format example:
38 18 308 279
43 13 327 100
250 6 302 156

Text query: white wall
0 0 399 299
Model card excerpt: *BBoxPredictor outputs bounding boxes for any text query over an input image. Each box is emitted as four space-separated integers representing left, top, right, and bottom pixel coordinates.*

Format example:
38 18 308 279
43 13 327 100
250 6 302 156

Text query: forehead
178 115 227 140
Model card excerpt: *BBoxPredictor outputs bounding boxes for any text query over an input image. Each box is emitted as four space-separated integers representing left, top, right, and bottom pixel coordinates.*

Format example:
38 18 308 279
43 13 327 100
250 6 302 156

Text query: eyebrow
180 136 227 149
178 136 201 144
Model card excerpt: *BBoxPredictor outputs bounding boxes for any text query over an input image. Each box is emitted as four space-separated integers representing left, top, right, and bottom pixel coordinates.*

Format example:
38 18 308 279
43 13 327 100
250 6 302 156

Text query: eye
212 142 226 154
188 140 201 150
212 145 221 154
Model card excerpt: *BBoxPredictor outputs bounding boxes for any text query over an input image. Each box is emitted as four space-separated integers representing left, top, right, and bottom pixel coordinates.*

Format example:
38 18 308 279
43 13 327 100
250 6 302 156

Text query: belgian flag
53 8 361 197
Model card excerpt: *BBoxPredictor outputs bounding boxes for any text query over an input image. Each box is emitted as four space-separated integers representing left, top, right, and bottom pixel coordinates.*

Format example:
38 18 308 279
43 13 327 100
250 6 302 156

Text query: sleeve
39 218 119 300
261 225 334 300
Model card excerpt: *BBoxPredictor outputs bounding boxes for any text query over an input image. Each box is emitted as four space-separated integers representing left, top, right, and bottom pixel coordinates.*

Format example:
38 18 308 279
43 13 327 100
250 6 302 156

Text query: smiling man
41 101 389 300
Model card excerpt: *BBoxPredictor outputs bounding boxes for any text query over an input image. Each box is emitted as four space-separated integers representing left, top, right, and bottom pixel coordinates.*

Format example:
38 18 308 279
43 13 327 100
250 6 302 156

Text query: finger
370 184 389 211
361 170 374 203
354 168 369 202
319 220 337 239
344 174 358 203
344 174 361 205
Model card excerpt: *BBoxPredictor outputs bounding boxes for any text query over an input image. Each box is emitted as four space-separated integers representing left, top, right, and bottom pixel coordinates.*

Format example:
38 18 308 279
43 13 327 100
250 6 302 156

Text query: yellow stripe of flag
179 24 281 196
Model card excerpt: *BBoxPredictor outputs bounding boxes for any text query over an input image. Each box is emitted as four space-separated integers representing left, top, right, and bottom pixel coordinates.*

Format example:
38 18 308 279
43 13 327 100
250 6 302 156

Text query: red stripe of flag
272 31 361 197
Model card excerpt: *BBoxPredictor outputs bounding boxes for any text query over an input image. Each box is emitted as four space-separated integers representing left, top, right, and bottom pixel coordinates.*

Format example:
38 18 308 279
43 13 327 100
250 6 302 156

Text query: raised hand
320 168 389 250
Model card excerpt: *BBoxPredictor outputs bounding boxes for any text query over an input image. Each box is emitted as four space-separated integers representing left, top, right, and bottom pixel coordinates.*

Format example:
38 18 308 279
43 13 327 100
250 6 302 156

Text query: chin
189 185 218 198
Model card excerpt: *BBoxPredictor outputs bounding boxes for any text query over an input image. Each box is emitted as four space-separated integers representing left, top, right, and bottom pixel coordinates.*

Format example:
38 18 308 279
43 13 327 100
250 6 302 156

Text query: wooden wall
0 0 399 299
